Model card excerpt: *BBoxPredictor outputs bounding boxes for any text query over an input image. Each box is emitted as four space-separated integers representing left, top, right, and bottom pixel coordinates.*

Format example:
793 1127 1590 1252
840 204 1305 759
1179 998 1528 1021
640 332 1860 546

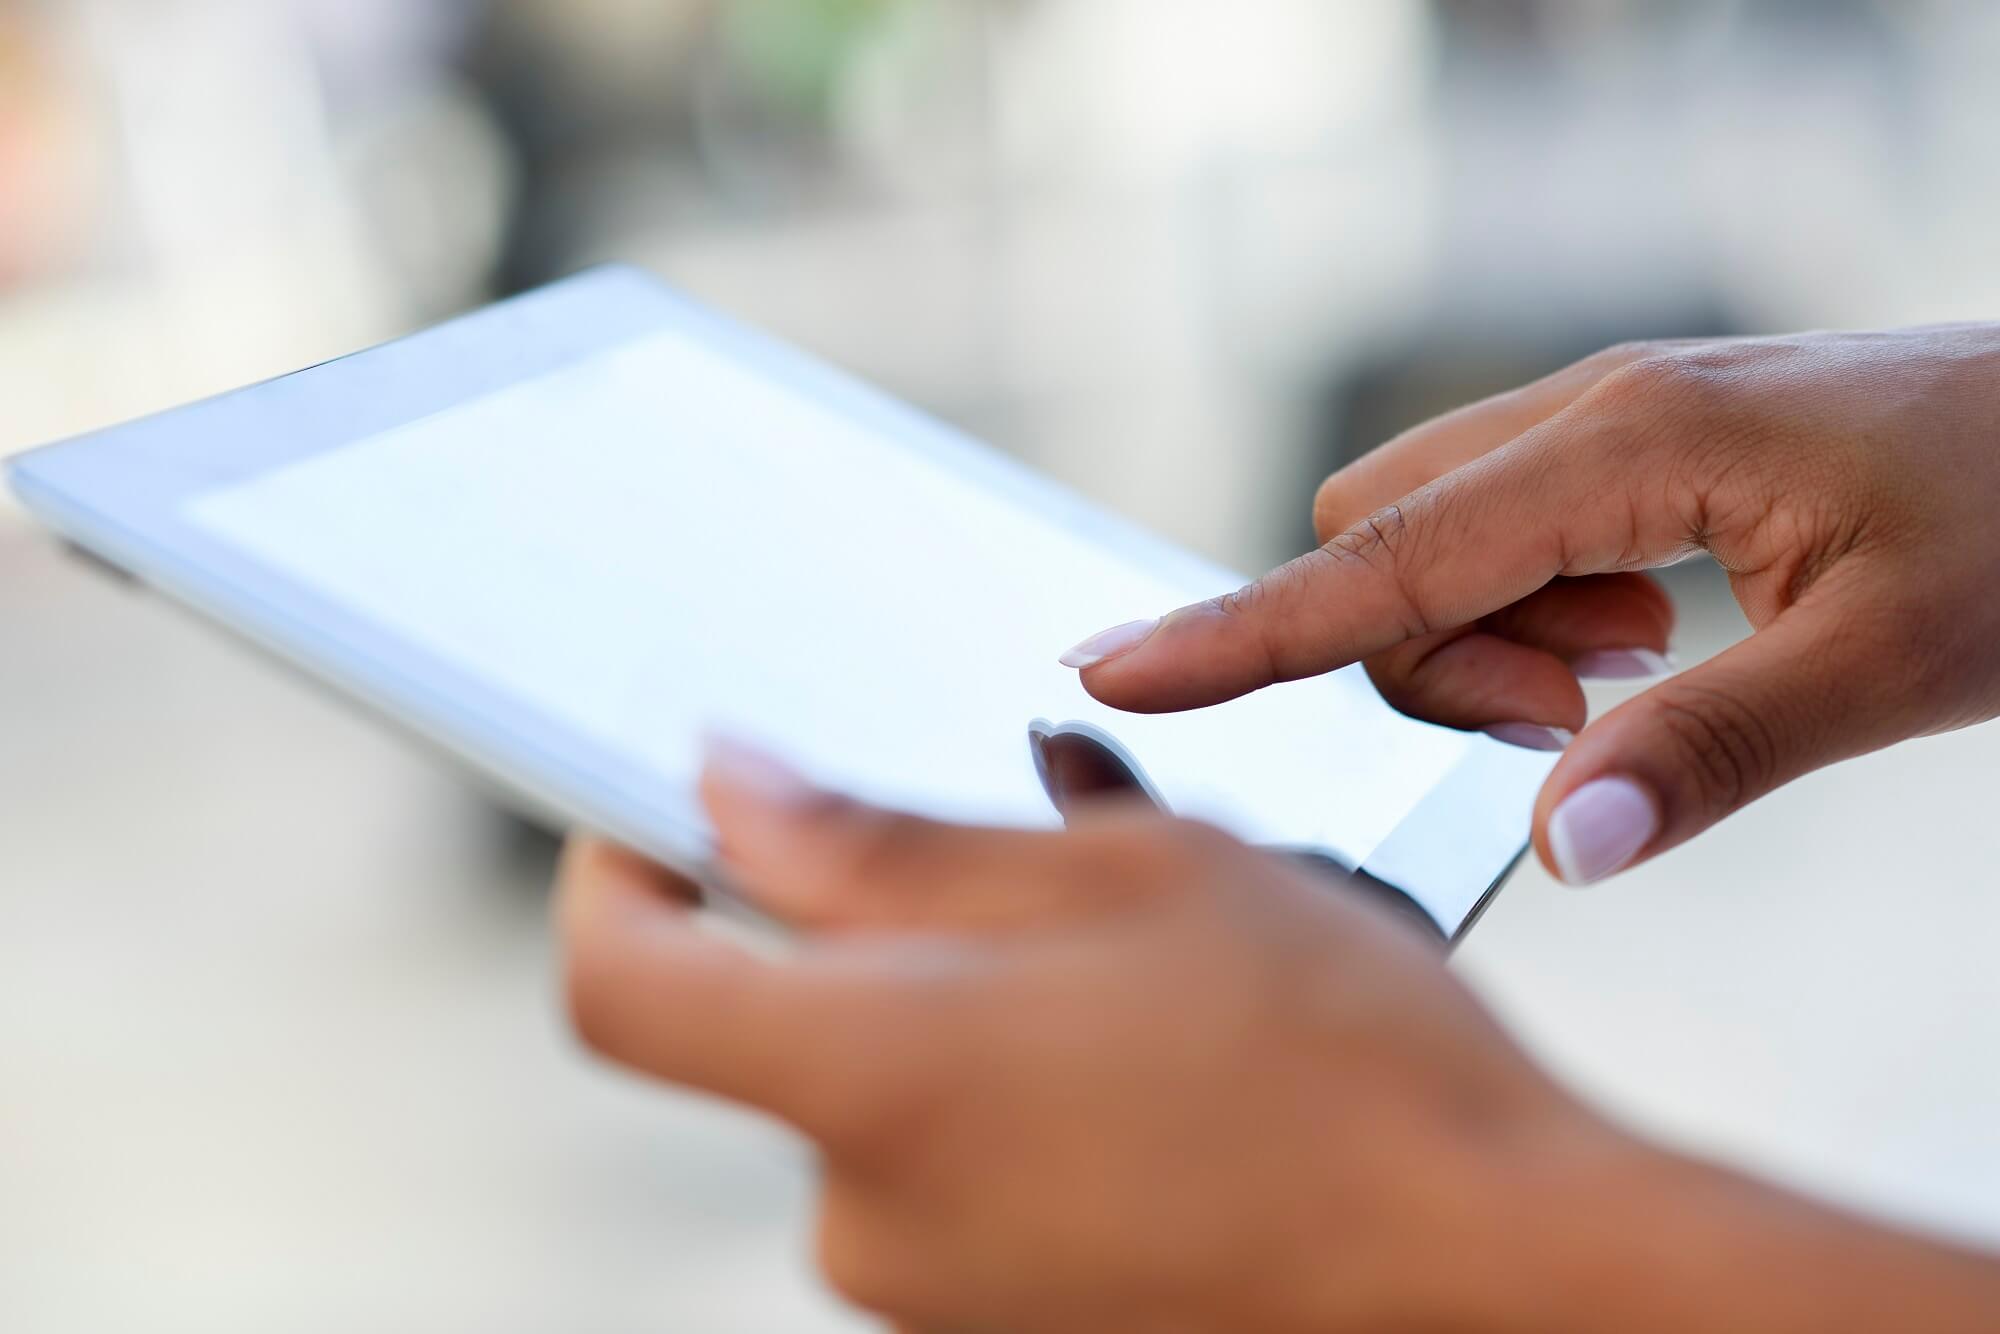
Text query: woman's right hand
1064 325 2000 883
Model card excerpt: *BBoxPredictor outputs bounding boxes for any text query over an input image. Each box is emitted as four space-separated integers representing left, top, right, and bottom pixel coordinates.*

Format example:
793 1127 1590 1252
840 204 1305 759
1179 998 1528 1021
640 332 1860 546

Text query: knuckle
1069 816 1240 896
1077 818 1193 882
1154 818 1260 897
1595 338 1662 369
1229 501 1414 613
1322 502 1434 640
1206 564 1301 684
1589 351 1729 421
823 810 925 894
808 981 960 1150
1324 502 1411 566
1589 354 1678 407
1593 337 1711 372
1207 576 1267 623
1163 816 1245 867
815 1057 934 1152
1362 651 1428 719
1649 683 1782 815
1312 472 1359 542
562 950 622 1059
816 1204 907 1313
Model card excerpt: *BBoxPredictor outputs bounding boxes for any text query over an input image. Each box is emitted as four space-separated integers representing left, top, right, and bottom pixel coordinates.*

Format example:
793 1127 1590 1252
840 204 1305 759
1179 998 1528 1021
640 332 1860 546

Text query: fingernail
1571 647 1677 681
1059 618 1160 669
1547 776 1659 885
701 734 820 810
1483 723 1574 752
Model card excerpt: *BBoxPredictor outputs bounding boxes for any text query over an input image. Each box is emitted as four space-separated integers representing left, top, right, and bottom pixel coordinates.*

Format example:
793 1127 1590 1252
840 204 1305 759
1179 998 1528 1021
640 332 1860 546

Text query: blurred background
4 1 1999 1329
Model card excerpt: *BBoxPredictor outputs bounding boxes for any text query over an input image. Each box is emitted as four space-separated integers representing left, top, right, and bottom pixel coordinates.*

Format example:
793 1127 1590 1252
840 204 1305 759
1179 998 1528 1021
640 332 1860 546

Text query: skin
561 755 2000 1332
1072 326 2000 881
561 327 2000 1327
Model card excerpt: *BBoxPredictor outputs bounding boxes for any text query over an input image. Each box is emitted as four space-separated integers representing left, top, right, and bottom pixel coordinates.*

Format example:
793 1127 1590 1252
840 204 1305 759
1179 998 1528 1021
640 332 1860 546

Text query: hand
557 744 2000 1333
1064 327 2000 882
562 744 1617 1332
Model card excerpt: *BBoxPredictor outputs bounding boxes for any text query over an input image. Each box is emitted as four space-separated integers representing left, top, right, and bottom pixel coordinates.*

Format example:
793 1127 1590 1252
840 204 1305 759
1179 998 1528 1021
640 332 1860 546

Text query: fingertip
1571 646 1677 681
1537 774 1661 886
559 835 663 889
698 734 847 860
698 735 903 926
701 733 822 812
1062 611 1218 713
1058 617 1161 670
1312 466 1373 542
555 836 700 978
1072 659 1163 713
557 837 666 916
1483 722 1575 752
1072 657 1148 710
1072 602 1282 714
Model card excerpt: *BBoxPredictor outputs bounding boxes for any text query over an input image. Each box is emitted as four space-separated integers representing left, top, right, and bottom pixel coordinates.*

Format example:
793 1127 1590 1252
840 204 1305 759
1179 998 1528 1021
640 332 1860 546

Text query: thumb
699 737 1150 931
1535 586 1914 884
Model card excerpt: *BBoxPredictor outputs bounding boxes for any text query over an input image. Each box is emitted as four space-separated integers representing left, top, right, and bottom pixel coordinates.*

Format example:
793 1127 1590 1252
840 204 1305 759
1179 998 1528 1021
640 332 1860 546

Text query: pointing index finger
1073 491 1522 712
1069 396 1695 713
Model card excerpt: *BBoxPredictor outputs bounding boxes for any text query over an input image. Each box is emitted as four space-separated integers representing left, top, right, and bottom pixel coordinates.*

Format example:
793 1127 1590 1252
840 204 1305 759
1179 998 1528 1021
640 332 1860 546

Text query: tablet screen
184 324 1475 867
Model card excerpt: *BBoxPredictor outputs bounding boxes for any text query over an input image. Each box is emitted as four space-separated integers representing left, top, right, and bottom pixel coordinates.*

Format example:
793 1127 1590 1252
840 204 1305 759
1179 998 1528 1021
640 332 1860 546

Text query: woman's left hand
559 744 1656 1334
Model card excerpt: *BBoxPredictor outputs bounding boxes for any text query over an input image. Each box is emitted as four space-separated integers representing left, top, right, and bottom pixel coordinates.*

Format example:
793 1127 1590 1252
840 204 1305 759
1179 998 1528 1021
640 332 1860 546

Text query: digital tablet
6 266 1554 939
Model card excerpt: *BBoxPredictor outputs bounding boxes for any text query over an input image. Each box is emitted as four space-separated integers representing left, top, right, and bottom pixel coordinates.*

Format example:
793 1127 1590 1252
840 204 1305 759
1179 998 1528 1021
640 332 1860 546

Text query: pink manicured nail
701 734 819 809
1483 723 1575 752
1547 776 1659 885
1059 618 1160 669
1571 648 1677 681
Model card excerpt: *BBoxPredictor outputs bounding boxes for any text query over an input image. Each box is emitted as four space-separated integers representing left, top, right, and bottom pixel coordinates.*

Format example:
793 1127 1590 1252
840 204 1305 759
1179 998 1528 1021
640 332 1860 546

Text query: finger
818 1187 950 1327
1532 575 1919 883
1312 341 1667 540
1480 573 1675 667
1362 574 1677 737
560 835 815 1105
1306 342 1674 740
1069 377 1704 713
1028 721 1168 820
1368 632 1587 739
556 835 702 933
701 737 1167 932
1252 345 1672 740
559 834 950 1126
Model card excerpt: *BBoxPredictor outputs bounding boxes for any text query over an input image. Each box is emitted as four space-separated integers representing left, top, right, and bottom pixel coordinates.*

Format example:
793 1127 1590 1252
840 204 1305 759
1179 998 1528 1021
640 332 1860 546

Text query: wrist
1513 1140 2000 1334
